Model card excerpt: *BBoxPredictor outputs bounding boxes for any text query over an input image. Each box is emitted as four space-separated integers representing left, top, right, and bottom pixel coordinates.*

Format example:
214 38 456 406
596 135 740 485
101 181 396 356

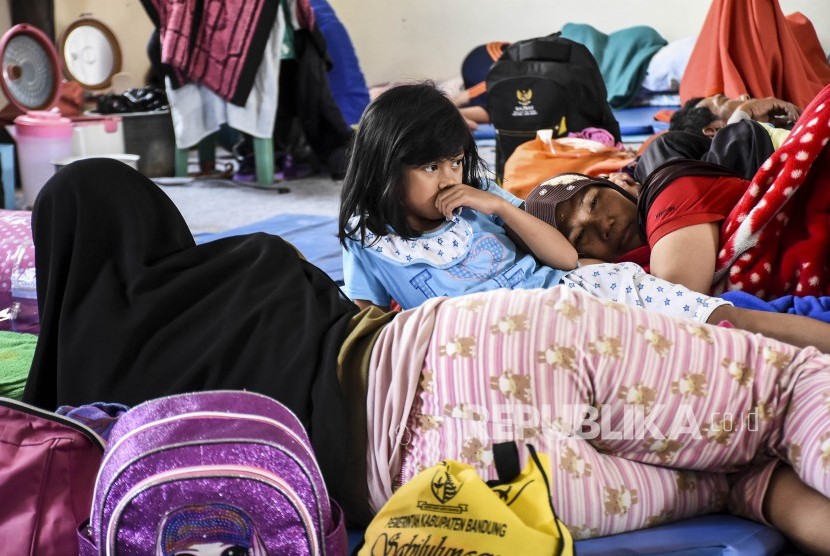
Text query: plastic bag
0 210 38 333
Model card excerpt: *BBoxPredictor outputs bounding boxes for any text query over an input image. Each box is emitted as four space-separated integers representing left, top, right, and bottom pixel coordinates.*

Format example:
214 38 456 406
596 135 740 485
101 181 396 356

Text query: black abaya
23 158 360 502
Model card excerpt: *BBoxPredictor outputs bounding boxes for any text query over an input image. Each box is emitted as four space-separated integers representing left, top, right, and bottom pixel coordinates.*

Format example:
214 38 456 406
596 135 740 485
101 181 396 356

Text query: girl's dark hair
338 81 487 247
668 97 720 135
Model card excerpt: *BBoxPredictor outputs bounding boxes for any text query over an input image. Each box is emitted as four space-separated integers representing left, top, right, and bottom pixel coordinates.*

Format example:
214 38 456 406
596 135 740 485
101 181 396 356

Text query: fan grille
2 30 58 110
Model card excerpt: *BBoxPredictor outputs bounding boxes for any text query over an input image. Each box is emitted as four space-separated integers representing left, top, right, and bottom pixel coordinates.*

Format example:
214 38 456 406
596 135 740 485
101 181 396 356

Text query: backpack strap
77 520 96 556
491 441 521 484
326 498 348 555
516 39 571 62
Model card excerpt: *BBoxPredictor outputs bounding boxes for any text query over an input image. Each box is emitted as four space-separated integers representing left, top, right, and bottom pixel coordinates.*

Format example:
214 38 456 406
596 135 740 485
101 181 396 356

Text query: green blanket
561 23 667 109
0 331 35 400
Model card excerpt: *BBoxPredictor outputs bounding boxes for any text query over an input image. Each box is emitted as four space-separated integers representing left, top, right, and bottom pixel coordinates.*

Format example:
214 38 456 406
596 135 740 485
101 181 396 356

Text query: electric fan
0 24 61 111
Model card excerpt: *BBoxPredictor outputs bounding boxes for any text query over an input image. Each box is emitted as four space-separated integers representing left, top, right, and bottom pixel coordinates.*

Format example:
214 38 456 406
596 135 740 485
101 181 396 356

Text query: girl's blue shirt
342 181 567 309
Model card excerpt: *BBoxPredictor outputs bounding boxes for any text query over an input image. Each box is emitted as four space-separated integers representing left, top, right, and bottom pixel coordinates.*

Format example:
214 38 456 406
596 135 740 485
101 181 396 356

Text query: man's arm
649 222 719 294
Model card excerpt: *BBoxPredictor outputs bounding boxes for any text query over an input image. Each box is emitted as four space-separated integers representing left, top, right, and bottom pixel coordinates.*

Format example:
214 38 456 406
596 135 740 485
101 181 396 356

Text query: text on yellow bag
359 443 574 556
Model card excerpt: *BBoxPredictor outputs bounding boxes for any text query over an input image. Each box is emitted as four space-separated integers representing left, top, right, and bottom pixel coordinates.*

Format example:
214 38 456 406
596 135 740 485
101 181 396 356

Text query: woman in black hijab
23 158 361 508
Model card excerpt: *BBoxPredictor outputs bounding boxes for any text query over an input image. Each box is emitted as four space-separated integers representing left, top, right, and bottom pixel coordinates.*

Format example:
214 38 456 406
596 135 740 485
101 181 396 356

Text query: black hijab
635 120 775 184
702 119 776 180
634 130 712 184
24 158 360 500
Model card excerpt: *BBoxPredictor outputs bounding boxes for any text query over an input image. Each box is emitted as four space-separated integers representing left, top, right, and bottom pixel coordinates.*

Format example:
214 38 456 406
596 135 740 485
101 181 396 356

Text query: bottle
9 247 38 334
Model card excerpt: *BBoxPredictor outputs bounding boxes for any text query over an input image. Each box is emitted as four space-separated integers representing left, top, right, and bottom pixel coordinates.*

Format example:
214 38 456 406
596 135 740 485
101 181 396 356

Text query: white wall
0 2 11 106
328 0 830 86
0 2 9 35
0 1 826 105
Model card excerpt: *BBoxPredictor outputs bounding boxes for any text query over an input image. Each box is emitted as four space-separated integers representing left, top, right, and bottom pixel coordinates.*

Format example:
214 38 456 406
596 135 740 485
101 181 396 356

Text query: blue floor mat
473 123 496 140
613 105 676 137
479 106 676 145
348 514 785 555
195 213 343 284
570 515 785 555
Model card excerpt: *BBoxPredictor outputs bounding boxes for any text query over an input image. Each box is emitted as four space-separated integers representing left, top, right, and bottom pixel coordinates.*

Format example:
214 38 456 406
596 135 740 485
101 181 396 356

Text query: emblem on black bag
516 89 533 105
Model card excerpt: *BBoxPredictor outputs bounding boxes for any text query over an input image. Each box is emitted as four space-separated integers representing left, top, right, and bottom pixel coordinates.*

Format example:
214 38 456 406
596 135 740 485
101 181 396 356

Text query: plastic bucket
71 116 125 157
14 110 73 208
85 110 175 177
52 153 140 173
120 110 175 177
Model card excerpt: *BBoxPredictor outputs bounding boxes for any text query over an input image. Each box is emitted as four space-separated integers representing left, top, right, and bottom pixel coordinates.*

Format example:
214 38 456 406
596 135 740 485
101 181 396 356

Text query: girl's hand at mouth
435 183 509 221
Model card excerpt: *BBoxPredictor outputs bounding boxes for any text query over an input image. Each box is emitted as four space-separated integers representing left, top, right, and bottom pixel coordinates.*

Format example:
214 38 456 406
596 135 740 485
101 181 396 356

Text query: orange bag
502 130 634 199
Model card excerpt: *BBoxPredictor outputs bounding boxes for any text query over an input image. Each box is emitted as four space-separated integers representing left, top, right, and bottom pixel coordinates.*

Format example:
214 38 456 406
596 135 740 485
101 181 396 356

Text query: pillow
642 36 697 93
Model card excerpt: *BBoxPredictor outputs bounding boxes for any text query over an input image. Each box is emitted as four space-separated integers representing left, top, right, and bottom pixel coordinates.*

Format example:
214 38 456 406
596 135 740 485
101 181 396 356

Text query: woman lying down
527 82 830 301
23 158 830 553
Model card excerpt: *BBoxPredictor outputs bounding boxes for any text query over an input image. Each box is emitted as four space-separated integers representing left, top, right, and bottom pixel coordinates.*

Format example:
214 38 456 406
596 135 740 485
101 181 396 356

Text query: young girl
337 82 830 352
338 81 579 311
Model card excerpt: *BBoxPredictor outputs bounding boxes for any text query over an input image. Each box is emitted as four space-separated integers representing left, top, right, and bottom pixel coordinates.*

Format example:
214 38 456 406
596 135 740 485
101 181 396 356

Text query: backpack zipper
495 129 539 137
102 411 314 474
105 465 321 555
93 413 328 546
0 397 105 450
97 438 325 534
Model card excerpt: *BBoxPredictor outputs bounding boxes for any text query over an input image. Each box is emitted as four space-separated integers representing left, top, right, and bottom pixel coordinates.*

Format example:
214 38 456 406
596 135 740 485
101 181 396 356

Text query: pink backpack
78 390 347 555
0 397 105 556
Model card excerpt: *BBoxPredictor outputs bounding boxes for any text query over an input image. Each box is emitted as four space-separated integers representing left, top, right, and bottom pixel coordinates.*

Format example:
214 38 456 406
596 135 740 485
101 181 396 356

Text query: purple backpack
78 390 347 555
0 397 104 556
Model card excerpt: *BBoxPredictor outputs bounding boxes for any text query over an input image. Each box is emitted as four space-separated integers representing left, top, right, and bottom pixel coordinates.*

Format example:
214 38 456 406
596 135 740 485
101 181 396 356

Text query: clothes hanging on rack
141 0 313 106
164 9 284 148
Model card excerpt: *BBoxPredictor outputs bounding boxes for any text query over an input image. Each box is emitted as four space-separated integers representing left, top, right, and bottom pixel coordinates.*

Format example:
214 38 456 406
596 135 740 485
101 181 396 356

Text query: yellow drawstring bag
359 443 574 555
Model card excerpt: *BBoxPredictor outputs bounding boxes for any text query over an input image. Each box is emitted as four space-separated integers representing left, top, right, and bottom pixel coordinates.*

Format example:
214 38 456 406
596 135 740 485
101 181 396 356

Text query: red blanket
713 84 830 298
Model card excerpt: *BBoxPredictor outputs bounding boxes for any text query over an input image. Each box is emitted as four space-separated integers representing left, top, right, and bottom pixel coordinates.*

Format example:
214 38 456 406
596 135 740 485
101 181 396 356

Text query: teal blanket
561 23 667 109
